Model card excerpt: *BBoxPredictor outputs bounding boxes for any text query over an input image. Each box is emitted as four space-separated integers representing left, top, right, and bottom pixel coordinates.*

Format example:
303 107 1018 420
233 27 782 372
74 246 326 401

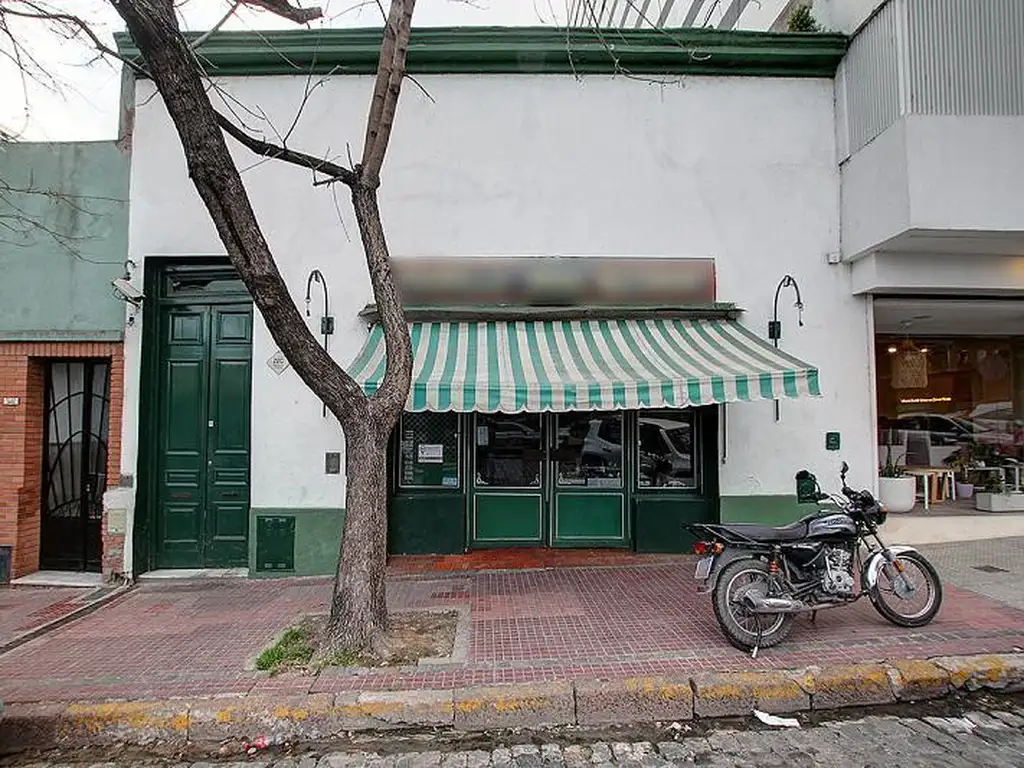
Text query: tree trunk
324 415 390 650
111 0 414 655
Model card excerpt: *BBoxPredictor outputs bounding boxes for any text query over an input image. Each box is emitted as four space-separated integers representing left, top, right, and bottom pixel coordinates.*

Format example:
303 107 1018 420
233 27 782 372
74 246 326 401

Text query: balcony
837 0 1024 293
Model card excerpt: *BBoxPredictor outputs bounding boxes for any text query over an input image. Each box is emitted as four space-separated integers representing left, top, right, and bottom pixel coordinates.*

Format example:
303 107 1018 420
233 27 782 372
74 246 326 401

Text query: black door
40 360 110 572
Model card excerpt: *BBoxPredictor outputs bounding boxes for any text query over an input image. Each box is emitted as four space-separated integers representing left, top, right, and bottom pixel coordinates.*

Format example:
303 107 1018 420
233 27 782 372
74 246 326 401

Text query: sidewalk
0 583 126 654
2 545 1024 706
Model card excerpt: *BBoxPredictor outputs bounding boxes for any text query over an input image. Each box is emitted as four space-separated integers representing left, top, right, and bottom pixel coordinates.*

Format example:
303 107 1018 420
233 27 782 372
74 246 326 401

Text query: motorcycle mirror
840 461 849 477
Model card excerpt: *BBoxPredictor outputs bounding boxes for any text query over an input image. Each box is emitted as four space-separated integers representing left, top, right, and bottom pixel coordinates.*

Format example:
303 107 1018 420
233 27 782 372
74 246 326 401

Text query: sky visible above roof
0 0 569 142
1 0 808 142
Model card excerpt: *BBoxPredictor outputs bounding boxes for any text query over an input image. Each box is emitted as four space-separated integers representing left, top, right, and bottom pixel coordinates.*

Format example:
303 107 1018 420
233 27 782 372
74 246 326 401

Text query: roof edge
115 26 847 79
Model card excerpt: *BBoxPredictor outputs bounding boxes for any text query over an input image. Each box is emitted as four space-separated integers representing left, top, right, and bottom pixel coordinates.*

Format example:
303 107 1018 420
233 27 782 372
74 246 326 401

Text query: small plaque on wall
325 451 341 474
107 508 127 535
825 432 841 451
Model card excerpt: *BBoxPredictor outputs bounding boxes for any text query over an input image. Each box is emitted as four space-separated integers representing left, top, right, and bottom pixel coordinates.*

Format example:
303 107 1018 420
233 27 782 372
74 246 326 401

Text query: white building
103 0 1024 578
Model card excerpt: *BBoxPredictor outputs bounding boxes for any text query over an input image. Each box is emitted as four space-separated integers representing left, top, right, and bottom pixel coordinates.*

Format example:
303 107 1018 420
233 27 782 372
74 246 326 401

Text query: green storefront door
550 412 627 547
469 412 628 548
154 296 252 568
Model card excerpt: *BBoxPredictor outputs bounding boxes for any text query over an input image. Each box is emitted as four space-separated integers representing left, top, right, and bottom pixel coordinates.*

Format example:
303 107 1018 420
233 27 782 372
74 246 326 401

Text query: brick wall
0 342 124 580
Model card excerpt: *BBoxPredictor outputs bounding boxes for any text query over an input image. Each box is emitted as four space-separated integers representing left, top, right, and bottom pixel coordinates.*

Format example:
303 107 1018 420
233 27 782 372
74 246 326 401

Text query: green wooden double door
471 412 628 548
150 266 253 568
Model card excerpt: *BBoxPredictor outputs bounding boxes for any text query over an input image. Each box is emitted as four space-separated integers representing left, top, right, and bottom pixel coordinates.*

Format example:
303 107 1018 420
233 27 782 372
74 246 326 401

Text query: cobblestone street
7 706 1024 767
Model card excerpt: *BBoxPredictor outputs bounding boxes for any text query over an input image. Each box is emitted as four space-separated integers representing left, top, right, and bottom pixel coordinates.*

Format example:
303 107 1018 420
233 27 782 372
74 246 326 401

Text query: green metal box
255 515 296 572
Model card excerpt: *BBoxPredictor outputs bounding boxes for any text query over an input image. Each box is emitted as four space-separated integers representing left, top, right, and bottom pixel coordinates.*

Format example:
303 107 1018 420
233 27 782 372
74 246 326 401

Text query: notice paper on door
417 443 444 463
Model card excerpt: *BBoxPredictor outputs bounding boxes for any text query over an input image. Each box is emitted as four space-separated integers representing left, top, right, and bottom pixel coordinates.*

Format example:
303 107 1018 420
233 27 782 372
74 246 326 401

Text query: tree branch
110 0 365 424
190 1 241 49
215 111 358 186
240 0 324 24
360 0 416 186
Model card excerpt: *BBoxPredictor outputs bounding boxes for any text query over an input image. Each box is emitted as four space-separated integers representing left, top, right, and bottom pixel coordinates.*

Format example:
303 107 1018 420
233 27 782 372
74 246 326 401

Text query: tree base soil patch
256 610 458 673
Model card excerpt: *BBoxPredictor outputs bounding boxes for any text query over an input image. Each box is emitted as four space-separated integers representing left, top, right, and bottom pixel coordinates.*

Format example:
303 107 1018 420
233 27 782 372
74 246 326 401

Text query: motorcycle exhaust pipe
742 595 799 614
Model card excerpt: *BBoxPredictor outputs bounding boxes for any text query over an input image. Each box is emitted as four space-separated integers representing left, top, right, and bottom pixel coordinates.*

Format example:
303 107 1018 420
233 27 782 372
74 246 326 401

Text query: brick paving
0 585 116 647
2 549 1024 704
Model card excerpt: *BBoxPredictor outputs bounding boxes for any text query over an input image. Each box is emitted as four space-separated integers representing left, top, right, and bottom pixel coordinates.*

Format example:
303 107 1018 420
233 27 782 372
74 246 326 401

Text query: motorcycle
687 462 943 656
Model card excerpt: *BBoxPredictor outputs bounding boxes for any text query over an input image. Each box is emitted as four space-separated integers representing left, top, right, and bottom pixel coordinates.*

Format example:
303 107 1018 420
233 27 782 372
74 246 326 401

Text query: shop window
876 337 1024 472
398 412 460 489
474 413 542 488
637 409 699 490
554 412 623 488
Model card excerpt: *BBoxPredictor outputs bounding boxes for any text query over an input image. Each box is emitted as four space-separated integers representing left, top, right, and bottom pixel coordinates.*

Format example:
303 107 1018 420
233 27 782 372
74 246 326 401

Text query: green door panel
552 493 625 544
633 495 716 553
473 494 543 545
388 494 465 554
156 310 208 567
205 306 252 566
153 293 252 569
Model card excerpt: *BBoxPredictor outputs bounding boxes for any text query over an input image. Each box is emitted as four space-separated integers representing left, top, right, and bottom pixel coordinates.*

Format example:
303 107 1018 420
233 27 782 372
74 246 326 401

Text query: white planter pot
975 492 1024 512
878 476 916 513
956 482 975 499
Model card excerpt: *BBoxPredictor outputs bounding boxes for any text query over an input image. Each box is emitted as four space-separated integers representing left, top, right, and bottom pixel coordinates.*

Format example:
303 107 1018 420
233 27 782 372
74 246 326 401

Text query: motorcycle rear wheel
712 558 795 651
868 551 943 628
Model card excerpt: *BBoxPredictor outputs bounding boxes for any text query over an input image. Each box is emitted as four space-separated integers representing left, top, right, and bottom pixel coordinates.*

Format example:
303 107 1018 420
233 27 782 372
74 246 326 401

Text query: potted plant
945 444 976 498
878 445 915 513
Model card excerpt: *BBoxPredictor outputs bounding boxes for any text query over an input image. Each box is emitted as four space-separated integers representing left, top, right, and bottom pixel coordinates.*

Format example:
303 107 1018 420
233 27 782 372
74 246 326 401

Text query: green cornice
114 26 847 79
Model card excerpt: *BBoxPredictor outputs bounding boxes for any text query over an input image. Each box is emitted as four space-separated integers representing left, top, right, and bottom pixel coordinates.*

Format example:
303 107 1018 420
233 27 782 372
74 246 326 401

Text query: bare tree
104 0 416 651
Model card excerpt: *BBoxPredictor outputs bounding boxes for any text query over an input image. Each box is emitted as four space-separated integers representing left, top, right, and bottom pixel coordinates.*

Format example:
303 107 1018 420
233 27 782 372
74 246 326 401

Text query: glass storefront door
471 413 546 545
469 411 628 547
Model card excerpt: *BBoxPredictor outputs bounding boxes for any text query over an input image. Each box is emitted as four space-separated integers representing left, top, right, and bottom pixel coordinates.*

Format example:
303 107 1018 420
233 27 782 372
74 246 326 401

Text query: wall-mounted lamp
305 269 334 417
111 259 143 326
769 274 804 422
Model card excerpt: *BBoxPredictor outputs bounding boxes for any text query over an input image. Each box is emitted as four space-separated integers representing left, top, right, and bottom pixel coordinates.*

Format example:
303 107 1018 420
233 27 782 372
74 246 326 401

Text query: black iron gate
40 360 110 572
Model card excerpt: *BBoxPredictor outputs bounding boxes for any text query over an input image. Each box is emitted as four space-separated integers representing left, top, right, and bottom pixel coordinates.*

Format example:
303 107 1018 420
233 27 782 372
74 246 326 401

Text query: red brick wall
0 342 124 580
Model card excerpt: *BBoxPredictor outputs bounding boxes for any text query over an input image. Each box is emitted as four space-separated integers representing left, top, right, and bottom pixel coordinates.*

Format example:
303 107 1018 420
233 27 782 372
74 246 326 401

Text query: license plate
694 556 714 581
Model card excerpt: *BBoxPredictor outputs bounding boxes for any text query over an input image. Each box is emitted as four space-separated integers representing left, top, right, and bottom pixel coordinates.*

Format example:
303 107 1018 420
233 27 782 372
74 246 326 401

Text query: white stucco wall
123 71 873 537
842 116 1024 259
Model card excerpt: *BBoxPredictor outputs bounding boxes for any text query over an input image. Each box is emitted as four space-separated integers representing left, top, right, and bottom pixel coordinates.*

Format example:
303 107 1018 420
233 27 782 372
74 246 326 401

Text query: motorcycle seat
715 520 809 543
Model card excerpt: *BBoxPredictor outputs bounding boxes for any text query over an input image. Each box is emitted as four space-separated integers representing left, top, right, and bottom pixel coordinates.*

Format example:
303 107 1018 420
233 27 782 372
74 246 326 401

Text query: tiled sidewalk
2 551 1024 704
0 584 123 649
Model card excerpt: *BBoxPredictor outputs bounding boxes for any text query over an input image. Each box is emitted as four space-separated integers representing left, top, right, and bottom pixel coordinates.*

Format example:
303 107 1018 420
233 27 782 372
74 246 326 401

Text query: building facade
0 141 130 580
7 0 1017 581
113 27 873 577
838 0 1024 509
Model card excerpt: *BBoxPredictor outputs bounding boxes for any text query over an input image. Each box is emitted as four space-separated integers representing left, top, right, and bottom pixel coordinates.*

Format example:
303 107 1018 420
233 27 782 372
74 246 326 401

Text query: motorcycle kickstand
751 615 763 660
810 610 818 624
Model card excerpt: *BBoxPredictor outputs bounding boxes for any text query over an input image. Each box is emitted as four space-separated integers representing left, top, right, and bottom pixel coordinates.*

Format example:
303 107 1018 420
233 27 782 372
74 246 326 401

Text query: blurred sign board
391 256 716 308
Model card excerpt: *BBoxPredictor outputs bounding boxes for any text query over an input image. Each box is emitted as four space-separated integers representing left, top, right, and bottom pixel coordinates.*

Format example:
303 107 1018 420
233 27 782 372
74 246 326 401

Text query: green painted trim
115 27 847 79
719 494 816 525
0 330 124 342
249 507 344 578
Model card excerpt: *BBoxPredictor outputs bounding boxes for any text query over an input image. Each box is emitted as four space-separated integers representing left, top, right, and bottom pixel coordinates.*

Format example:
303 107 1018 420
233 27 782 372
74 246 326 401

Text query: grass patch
325 648 362 667
255 626 314 673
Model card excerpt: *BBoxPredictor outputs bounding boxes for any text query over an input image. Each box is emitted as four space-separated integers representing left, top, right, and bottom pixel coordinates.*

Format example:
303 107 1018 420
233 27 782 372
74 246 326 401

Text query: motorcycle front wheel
868 551 943 628
712 558 794 651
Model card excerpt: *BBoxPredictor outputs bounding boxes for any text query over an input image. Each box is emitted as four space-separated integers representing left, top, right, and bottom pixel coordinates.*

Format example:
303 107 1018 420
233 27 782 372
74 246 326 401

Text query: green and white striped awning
347 318 821 413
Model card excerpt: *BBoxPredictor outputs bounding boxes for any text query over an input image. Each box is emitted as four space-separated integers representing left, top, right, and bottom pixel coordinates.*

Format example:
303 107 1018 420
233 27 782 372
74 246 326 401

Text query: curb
0 584 134 657
2 652 1023 749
